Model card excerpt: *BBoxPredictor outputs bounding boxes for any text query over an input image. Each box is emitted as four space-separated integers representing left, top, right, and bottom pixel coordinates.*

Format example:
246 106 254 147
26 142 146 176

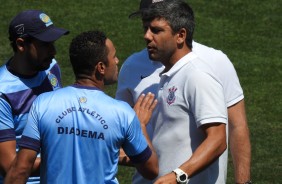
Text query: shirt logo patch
167 86 177 105
39 13 53 27
79 97 87 103
48 72 59 90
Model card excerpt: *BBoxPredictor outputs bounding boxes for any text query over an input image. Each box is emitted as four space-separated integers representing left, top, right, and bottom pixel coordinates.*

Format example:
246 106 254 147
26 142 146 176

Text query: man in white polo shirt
116 0 251 184
124 0 227 183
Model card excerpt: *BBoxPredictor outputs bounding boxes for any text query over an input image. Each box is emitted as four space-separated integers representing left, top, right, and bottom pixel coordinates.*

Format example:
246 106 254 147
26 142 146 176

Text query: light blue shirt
0 59 61 184
20 85 151 184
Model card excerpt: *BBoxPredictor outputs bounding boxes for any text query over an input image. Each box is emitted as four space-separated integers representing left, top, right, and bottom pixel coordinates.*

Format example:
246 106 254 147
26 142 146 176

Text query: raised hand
134 92 157 126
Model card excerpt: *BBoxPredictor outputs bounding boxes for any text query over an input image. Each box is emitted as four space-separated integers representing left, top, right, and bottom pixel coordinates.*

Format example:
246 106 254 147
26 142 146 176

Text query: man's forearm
154 123 227 184
4 148 37 184
4 160 30 184
180 123 227 177
0 140 17 177
4 171 29 184
30 157 40 176
228 100 251 183
229 124 251 182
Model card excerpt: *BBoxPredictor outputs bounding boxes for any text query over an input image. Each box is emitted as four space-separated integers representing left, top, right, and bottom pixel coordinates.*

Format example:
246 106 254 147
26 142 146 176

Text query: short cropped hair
142 0 195 49
69 31 108 78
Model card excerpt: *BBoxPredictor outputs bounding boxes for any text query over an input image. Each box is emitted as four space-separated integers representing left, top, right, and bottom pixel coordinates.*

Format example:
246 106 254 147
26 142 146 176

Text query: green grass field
0 0 281 183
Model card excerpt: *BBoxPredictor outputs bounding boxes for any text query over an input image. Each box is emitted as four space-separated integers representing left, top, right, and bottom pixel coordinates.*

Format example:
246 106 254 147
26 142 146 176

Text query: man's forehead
106 39 116 54
143 18 169 27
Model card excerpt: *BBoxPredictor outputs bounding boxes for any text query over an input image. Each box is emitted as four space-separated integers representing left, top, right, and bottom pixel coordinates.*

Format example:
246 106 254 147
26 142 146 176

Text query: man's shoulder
0 65 19 93
192 41 233 68
51 86 133 111
122 48 150 67
35 86 72 102
111 98 134 111
118 48 162 81
46 58 60 72
122 48 162 71
0 64 8 79
193 41 227 56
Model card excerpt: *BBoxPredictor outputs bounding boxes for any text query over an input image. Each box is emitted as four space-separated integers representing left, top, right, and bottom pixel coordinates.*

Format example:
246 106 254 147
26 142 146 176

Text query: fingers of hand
142 92 154 109
134 93 145 112
134 92 157 113
150 99 158 111
136 93 145 107
143 92 157 110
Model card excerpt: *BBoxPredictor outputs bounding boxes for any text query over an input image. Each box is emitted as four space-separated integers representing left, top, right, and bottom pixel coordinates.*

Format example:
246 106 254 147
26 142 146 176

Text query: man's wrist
172 168 189 184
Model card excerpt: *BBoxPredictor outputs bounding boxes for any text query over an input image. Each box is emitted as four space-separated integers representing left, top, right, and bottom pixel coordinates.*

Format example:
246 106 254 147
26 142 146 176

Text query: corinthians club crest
167 86 177 105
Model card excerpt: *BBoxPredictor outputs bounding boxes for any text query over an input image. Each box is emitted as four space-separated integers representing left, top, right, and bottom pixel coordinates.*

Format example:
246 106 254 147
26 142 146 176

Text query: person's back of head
142 0 195 49
69 31 108 79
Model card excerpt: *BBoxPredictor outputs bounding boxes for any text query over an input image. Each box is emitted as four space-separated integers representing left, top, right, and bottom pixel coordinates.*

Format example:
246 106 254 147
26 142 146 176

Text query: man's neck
8 55 38 76
164 48 191 72
74 77 104 91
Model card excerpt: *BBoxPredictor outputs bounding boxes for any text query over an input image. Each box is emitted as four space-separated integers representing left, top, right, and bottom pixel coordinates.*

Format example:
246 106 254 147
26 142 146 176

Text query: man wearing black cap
0 10 69 183
116 0 251 184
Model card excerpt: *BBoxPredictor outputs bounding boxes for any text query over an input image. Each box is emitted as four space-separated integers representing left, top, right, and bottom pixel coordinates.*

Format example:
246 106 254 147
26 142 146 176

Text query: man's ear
15 38 25 52
176 28 187 45
96 61 106 75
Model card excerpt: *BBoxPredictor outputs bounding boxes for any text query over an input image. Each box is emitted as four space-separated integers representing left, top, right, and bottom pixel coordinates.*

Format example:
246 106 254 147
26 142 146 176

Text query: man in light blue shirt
4 30 158 184
0 9 69 184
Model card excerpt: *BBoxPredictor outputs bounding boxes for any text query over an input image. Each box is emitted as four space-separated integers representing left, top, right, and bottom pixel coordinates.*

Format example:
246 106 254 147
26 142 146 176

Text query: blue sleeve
129 146 152 164
18 99 41 152
0 94 16 142
19 136 40 152
122 115 152 164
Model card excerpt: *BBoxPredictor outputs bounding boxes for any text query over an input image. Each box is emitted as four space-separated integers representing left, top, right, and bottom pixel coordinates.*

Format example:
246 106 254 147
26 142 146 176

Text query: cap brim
32 26 69 42
128 10 143 19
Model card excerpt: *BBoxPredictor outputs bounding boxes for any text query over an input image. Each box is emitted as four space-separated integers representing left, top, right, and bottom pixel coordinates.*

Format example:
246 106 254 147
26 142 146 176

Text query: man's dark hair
69 30 108 78
142 0 195 49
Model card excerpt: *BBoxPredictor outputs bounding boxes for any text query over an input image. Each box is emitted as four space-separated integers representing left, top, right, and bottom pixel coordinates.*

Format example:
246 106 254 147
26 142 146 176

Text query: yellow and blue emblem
79 97 87 103
48 72 60 90
39 13 53 27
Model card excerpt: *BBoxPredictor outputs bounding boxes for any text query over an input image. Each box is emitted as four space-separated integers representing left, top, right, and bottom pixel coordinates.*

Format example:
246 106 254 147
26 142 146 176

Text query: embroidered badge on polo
167 86 177 105
48 72 59 90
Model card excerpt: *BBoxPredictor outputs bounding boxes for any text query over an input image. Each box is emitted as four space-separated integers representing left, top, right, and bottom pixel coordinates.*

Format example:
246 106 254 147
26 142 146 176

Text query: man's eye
151 28 160 34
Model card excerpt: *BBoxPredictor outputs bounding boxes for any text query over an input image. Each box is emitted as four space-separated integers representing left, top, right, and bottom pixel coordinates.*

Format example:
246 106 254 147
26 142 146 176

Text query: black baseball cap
9 10 69 42
129 0 164 18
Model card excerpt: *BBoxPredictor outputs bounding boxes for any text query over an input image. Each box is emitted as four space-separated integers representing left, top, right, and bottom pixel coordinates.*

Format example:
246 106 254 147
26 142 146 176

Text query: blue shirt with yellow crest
0 58 62 184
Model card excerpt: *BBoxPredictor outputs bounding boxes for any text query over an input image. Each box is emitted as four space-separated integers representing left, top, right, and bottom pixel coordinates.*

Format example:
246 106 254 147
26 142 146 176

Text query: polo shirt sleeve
187 71 228 127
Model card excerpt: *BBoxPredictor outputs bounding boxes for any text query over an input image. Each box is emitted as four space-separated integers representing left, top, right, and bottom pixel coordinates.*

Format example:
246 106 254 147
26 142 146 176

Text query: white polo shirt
151 52 227 183
116 41 243 184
